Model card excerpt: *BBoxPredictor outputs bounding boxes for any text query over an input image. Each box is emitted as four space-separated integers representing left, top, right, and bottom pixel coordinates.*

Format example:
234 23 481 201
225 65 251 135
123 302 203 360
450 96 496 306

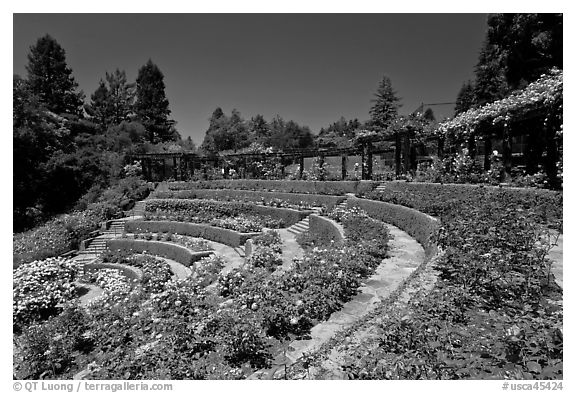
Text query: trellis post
366 142 373 180
341 154 347 180
299 154 304 179
173 157 178 180
484 136 492 171
395 133 402 176
502 123 513 181
403 134 411 175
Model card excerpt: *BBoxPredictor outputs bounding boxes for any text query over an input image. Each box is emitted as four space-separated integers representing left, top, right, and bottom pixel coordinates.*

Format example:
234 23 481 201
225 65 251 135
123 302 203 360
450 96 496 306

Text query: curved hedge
309 214 345 245
167 180 378 195
107 239 213 268
347 196 440 257
125 220 259 248
145 198 310 227
369 181 562 229
153 189 346 210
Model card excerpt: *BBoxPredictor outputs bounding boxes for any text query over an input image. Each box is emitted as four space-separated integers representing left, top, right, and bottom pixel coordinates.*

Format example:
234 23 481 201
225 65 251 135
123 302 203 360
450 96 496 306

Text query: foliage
455 80 476 115
85 69 136 131
144 198 286 232
13 210 101 268
25 34 84 116
368 75 401 131
135 60 177 143
13 257 81 330
438 69 562 138
343 187 562 379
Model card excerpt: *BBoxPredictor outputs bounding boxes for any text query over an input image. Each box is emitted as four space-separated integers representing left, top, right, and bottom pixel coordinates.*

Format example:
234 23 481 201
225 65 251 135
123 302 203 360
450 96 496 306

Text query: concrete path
547 231 563 289
284 223 424 364
202 239 245 274
274 229 304 274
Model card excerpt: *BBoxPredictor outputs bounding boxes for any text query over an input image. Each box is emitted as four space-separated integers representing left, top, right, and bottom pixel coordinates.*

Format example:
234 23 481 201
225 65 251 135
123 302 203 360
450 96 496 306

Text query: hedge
166 180 379 195
347 196 440 258
367 181 562 230
309 214 345 245
153 189 346 210
145 198 310 227
83 262 142 283
107 239 213 268
125 220 260 248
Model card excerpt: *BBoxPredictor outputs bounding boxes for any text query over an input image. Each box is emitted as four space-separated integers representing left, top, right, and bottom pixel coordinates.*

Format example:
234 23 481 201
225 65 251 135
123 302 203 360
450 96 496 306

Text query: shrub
125 220 258 248
13 257 81 330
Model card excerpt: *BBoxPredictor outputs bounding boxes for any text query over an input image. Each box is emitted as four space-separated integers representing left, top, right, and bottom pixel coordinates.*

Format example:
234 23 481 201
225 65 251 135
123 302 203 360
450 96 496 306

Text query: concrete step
287 227 307 236
233 246 245 257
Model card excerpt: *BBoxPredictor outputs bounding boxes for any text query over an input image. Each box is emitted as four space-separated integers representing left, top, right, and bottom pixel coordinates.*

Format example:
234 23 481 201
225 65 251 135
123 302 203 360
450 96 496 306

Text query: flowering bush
132 232 213 252
13 257 81 330
13 210 101 267
194 254 227 287
341 184 563 379
144 199 283 232
437 69 563 138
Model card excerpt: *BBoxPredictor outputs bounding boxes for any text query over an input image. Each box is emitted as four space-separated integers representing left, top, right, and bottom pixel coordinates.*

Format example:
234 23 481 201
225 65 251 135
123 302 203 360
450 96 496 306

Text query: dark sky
13 13 488 144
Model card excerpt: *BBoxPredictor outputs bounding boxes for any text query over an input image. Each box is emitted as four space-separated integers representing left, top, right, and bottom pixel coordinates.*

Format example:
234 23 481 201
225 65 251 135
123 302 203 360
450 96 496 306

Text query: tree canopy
135 60 177 143
25 34 84 116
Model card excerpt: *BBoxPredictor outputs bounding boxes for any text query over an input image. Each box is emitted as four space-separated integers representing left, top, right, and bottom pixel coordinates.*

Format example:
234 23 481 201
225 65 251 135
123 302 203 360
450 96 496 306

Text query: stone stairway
74 219 126 261
129 200 147 218
374 183 386 192
286 216 310 236
233 245 246 258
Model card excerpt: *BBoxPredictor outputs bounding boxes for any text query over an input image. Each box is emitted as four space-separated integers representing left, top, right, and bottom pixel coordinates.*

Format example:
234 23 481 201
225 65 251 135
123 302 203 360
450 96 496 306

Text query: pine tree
369 76 401 132
454 81 476 115
106 69 135 125
85 80 110 131
26 34 84 116
135 59 175 143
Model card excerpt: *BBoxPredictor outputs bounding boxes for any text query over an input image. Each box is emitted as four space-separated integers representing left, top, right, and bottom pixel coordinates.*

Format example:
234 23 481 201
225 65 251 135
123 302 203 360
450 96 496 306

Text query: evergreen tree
247 114 270 144
25 34 84 116
369 76 401 132
135 59 175 143
106 69 136 125
85 79 110 131
474 38 509 106
454 81 477 115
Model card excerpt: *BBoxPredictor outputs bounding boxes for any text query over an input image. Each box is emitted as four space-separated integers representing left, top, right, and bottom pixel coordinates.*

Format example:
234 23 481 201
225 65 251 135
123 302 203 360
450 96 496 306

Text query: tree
25 35 84 116
454 81 476 115
369 76 401 132
485 13 562 90
423 108 436 122
474 37 510 106
105 69 136 125
135 60 175 143
247 114 270 145
85 79 110 131
86 69 136 132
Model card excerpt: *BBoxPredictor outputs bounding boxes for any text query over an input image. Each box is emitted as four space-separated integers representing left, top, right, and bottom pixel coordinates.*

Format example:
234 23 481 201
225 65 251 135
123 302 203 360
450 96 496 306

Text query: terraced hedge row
153 189 346 210
347 196 440 257
125 220 259 247
166 180 378 195
107 239 213 268
308 214 345 245
366 181 562 230
145 198 309 227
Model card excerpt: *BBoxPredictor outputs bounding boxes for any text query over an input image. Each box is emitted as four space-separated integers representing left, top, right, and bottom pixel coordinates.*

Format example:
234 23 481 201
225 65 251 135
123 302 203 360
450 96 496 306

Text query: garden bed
125 220 260 248
166 180 378 195
153 188 345 211
107 239 213 268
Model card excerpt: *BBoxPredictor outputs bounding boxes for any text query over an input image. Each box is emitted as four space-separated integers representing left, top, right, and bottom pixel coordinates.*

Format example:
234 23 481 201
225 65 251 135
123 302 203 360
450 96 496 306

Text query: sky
13 13 488 145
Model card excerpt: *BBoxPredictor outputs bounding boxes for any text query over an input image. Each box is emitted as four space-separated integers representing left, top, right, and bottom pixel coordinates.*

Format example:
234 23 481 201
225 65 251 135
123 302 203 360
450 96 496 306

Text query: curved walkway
286 223 424 362
250 222 425 379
